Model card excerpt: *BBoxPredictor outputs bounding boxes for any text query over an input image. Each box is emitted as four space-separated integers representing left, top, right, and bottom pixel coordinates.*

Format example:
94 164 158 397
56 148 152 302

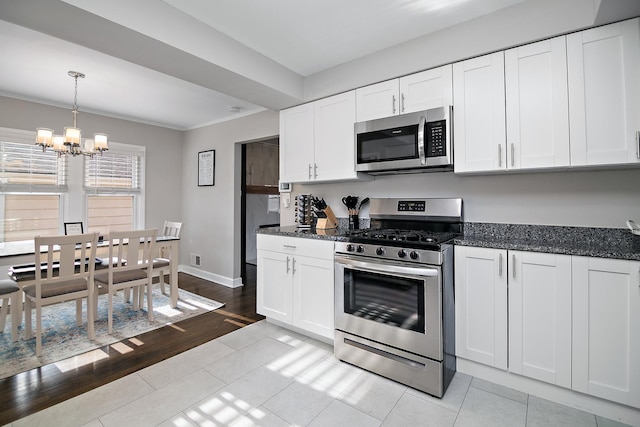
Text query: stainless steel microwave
355 106 452 174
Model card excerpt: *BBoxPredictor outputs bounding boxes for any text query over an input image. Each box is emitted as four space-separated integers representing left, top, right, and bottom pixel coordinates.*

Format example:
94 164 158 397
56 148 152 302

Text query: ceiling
0 0 626 131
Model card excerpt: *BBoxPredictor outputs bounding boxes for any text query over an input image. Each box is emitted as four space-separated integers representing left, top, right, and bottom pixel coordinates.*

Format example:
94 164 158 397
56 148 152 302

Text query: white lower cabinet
456 246 640 408
572 256 640 408
508 250 572 388
455 246 508 369
257 234 335 339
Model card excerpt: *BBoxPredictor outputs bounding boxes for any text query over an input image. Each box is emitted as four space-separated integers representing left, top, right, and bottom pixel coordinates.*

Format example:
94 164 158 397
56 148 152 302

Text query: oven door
335 255 443 360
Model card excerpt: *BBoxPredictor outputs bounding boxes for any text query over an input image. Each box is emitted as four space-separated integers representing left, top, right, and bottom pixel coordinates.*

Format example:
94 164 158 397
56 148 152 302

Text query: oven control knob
409 251 419 260
376 247 385 256
346 244 355 252
397 249 407 258
356 245 365 253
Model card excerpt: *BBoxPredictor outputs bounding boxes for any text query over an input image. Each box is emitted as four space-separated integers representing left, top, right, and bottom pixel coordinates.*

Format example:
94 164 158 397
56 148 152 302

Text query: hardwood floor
0 266 263 425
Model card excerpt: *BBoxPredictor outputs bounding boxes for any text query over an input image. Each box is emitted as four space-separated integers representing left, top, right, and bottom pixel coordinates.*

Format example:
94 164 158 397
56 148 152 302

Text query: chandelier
35 71 108 157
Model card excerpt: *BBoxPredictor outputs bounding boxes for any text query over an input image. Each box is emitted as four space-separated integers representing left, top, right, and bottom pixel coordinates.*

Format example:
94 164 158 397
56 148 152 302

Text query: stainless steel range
334 198 462 397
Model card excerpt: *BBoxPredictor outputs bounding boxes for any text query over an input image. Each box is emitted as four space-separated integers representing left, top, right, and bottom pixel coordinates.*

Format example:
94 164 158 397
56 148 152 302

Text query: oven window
357 125 418 164
343 268 425 333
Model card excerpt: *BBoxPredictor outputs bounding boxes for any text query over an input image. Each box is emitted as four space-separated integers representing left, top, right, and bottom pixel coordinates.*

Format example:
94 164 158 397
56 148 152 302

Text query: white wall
281 168 640 229
180 110 279 286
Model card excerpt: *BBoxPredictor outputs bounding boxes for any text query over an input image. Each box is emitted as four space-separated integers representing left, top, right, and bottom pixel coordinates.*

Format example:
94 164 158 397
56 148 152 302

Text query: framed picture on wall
64 221 84 235
198 150 215 186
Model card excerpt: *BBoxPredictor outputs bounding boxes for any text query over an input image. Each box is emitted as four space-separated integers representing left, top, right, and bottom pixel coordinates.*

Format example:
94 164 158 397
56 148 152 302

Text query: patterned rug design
0 287 224 379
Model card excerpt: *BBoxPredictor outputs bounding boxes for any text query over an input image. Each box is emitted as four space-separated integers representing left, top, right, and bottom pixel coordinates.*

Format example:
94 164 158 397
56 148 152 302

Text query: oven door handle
335 256 439 277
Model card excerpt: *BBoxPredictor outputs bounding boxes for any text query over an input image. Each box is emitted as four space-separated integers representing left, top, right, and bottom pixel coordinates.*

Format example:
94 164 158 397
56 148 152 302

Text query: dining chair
0 279 20 342
94 229 157 334
23 232 99 357
153 221 182 295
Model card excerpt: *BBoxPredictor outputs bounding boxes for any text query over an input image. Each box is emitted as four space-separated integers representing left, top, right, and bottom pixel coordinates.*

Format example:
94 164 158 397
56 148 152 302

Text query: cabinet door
453 52 507 173
399 65 453 114
314 91 357 181
505 36 570 170
292 255 335 339
568 18 640 166
355 79 400 122
509 251 572 388
279 103 315 183
256 249 292 324
455 246 508 369
572 257 640 408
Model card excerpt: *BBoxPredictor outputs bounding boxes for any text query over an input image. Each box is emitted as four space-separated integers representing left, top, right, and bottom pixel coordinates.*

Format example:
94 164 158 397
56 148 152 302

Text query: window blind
84 152 141 192
0 140 67 191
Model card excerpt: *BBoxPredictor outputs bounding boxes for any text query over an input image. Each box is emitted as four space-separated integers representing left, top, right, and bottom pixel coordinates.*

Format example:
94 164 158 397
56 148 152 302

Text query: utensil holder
349 215 359 230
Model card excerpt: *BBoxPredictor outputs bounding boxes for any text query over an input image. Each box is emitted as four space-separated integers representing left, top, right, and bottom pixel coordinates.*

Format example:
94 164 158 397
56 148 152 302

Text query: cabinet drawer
257 234 334 259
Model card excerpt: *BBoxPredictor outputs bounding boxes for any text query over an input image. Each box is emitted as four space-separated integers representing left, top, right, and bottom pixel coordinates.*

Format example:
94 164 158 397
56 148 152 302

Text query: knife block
316 206 338 229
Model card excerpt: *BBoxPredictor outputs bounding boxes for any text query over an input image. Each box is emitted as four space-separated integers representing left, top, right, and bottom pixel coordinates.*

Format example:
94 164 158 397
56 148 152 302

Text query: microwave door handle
418 115 427 165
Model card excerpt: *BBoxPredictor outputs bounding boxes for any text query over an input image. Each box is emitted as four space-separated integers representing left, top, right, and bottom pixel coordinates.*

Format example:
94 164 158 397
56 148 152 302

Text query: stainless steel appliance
334 198 462 397
355 106 453 174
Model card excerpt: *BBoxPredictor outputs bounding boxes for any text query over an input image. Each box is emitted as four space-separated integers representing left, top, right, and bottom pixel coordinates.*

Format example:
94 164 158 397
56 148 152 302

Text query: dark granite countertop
257 222 640 261
455 223 640 261
257 225 353 242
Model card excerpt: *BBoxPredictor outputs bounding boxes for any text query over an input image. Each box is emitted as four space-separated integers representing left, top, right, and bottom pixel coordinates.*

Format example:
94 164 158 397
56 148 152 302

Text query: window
0 128 67 242
84 144 145 234
0 140 67 189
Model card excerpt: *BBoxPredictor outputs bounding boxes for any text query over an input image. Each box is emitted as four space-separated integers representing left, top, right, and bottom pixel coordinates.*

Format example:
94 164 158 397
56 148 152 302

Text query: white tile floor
6 321 635 427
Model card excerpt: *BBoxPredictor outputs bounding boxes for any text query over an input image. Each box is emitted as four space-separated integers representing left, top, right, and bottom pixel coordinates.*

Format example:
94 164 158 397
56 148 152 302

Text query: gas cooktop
344 228 459 250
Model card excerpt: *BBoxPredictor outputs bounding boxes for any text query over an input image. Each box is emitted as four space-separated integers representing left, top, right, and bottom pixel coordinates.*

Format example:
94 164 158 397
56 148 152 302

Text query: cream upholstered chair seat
0 279 20 342
24 233 99 356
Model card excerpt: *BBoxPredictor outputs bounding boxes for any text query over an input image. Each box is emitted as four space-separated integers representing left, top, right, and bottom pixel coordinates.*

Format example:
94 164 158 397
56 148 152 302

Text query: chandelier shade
35 71 108 157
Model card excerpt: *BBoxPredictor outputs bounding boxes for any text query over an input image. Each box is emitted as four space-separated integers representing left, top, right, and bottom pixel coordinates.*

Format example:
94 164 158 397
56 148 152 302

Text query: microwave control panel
426 120 446 157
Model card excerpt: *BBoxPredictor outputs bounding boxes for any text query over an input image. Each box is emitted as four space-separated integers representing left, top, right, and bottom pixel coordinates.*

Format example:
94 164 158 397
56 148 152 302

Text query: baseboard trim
457 358 640 426
178 265 244 288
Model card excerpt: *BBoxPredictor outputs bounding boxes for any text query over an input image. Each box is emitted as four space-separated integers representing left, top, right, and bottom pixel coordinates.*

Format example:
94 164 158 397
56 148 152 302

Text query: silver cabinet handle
498 145 502 168
283 244 296 249
636 131 639 160
292 258 296 275
314 163 317 179
308 164 312 180
286 256 290 273
392 95 396 114
499 253 503 276
512 254 516 279
401 93 405 113
511 143 515 167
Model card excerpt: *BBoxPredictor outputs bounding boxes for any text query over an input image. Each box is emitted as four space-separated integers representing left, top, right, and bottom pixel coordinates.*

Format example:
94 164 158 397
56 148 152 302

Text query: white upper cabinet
355 79 399 122
279 103 315 183
280 91 360 183
399 65 453 114
455 37 570 173
453 52 507 173
313 91 358 182
568 18 640 167
355 65 453 122
505 36 570 169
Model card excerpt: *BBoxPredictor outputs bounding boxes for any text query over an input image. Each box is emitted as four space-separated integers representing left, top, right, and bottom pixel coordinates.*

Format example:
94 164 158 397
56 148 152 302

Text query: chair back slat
106 229 157 274
162 221 182 238
34 233 99 295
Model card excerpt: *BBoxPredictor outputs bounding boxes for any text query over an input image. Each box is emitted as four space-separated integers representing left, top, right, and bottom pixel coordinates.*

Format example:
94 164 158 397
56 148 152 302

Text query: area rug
0 287 224 379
